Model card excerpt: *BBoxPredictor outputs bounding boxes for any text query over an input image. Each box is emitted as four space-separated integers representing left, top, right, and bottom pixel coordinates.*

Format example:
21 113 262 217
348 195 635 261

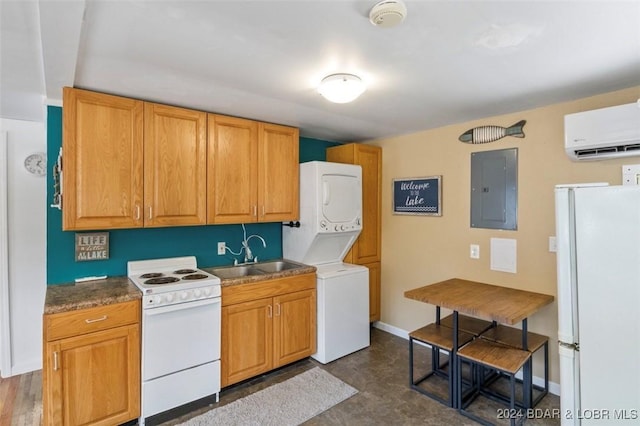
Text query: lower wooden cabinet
221 273 316 387
43 300 141 426
365 261 381 322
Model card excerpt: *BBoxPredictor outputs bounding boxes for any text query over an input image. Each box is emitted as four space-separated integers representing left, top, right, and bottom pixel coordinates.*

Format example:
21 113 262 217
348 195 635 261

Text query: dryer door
321 173 362 224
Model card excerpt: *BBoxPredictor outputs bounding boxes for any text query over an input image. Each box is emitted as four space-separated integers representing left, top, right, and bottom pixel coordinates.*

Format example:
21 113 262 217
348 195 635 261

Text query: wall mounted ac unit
565 101 640 161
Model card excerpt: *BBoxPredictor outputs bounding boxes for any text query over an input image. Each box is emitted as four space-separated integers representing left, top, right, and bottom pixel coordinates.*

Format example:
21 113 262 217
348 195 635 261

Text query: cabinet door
326 144 382 263
273 289 316 367
258 123 299 222
207 114 258 223
221 298 273 387
44 325 140 426
144 102 207 227
62 87 144 230
352 145 382 263
365 261 381 322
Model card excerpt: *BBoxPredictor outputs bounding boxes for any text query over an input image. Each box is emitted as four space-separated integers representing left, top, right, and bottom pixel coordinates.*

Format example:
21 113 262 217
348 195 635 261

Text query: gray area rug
178 367 357 426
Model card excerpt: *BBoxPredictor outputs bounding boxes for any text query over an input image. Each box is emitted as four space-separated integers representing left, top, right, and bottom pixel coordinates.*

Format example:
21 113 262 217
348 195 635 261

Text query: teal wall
46 106 341 284
299 136 341 162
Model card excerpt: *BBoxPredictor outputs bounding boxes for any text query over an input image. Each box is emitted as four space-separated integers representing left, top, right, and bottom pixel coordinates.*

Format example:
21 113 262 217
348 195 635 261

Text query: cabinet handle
135 205 141 220
253 206 257 217
275 303 281 316
53 351 59 371
262 205 265 217
85 315 108 324
148 206 153 220
267 305 272 318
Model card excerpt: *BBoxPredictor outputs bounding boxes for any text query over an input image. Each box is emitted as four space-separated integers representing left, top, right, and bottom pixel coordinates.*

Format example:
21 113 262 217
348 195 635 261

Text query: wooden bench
440 313 493 336
409 323 474 406
457 339 531 426
479 325 549 406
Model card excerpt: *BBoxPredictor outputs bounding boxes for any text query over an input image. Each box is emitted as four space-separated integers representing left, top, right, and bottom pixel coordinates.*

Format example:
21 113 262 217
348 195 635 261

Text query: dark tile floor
158 328 560 426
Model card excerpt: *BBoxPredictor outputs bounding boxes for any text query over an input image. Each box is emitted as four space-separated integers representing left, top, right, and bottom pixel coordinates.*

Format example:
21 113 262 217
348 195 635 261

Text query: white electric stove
127 256 221 424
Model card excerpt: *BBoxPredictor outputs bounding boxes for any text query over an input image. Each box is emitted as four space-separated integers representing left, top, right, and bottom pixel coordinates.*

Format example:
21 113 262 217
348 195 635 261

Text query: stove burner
145 276 181 285
182 274 209 280
140 272 164 279
174 269 198 275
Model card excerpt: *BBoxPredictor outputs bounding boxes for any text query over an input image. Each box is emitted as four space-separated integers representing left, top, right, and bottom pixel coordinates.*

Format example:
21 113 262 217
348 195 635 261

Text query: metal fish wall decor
459 120 526 144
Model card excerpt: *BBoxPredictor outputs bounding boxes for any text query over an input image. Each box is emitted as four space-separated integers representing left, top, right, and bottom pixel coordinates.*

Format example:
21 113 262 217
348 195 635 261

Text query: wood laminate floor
2 328 560 425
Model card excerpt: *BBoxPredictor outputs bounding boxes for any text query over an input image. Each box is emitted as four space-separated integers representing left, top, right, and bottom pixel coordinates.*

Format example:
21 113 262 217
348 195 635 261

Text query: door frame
0 130 12 376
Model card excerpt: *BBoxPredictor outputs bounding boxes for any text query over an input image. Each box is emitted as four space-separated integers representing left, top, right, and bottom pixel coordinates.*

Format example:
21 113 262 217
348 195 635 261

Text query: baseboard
371 320 409 339
372 320 560 396
9 358 41 377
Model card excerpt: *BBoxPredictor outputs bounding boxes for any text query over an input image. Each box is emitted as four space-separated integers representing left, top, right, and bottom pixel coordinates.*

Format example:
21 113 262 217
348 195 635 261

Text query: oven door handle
145 297 221 316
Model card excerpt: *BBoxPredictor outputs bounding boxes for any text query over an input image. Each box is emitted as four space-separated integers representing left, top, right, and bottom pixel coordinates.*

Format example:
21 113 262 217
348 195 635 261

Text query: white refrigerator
555 184 640 425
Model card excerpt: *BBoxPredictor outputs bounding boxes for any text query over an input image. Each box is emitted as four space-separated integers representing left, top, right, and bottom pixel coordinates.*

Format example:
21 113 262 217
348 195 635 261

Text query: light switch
622 164 640 186
470 244 480 259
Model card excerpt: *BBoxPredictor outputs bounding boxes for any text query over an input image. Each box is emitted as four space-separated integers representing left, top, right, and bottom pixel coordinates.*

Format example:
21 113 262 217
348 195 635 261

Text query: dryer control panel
319 217 362 233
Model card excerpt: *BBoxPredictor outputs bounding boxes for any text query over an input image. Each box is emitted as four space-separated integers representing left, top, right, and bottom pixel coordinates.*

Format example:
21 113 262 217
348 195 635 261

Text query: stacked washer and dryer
283 161 370 364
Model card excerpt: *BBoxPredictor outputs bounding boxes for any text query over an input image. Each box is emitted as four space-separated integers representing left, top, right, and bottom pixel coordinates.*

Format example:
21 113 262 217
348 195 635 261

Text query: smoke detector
369 0 407 28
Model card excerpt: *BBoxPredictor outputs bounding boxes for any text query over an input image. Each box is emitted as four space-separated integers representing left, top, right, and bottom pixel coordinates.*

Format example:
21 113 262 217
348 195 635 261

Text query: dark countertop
44 260 316 314
44 276 142 315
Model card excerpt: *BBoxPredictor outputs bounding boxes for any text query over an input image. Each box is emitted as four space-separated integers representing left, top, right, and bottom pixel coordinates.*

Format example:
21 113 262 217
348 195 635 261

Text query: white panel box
490 237 517 273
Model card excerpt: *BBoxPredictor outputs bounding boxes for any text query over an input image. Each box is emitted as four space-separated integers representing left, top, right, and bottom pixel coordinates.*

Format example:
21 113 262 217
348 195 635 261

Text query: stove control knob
334 225 340 231
180 291 189 300
165 293 174 303
153 295 162 305
340 225 346 231
194 289 202 298
320 220 327 229
203 287 212 297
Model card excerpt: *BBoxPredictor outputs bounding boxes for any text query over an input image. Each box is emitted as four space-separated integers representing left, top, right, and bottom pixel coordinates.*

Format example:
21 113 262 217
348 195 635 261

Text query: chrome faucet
240 224 267 263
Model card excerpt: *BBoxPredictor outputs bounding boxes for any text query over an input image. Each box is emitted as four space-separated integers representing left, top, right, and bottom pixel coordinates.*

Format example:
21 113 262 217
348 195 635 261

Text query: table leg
433 306 441 373
452 311 459 408
522 318 532 409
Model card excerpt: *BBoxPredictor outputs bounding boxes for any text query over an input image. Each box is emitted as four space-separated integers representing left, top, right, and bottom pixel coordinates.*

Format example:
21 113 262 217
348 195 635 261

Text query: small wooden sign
393 176 442 216
75 232 109 262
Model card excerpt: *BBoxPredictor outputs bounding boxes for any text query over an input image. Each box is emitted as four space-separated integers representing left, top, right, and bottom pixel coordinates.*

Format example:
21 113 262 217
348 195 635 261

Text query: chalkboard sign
393 176 442 216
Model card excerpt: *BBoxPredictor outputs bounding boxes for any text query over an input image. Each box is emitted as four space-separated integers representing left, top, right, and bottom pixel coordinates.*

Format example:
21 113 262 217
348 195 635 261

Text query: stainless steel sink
254 260 301 273
210 259 305 279
209 265 265 279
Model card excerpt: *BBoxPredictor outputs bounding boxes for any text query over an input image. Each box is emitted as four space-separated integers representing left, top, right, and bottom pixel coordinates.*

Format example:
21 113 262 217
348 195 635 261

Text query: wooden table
405 278 554 409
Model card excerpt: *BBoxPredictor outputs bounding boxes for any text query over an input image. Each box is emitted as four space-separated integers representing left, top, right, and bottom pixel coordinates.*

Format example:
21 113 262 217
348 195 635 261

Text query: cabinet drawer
45 300 140 341
222 273 315 306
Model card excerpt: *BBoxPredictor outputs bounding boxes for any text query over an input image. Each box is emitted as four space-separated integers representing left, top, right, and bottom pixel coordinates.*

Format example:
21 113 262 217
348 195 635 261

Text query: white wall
0 117 46 376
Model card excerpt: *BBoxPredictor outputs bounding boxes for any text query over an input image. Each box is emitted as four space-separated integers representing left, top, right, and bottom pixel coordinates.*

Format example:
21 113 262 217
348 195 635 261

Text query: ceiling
2 0 639 142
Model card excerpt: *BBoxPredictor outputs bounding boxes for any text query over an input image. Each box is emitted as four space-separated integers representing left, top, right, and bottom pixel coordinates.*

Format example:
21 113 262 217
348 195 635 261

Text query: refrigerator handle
559 341 579 351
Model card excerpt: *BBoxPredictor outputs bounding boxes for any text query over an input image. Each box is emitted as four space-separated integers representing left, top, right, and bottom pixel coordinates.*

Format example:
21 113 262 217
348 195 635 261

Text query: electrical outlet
470 244 480 259
217 242 226 255
548 236 557 253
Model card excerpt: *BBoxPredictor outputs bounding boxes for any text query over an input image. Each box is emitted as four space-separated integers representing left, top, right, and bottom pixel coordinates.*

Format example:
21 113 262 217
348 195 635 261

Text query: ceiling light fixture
318 73 366 104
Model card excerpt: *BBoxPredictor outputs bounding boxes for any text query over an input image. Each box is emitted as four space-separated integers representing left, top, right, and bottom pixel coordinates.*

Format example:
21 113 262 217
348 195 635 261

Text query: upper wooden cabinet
63 88 207 229
207 115 258 224
327 143 382 264
62 87 144 230
208 116 299 224
63 87 298 230
144 102 207 227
